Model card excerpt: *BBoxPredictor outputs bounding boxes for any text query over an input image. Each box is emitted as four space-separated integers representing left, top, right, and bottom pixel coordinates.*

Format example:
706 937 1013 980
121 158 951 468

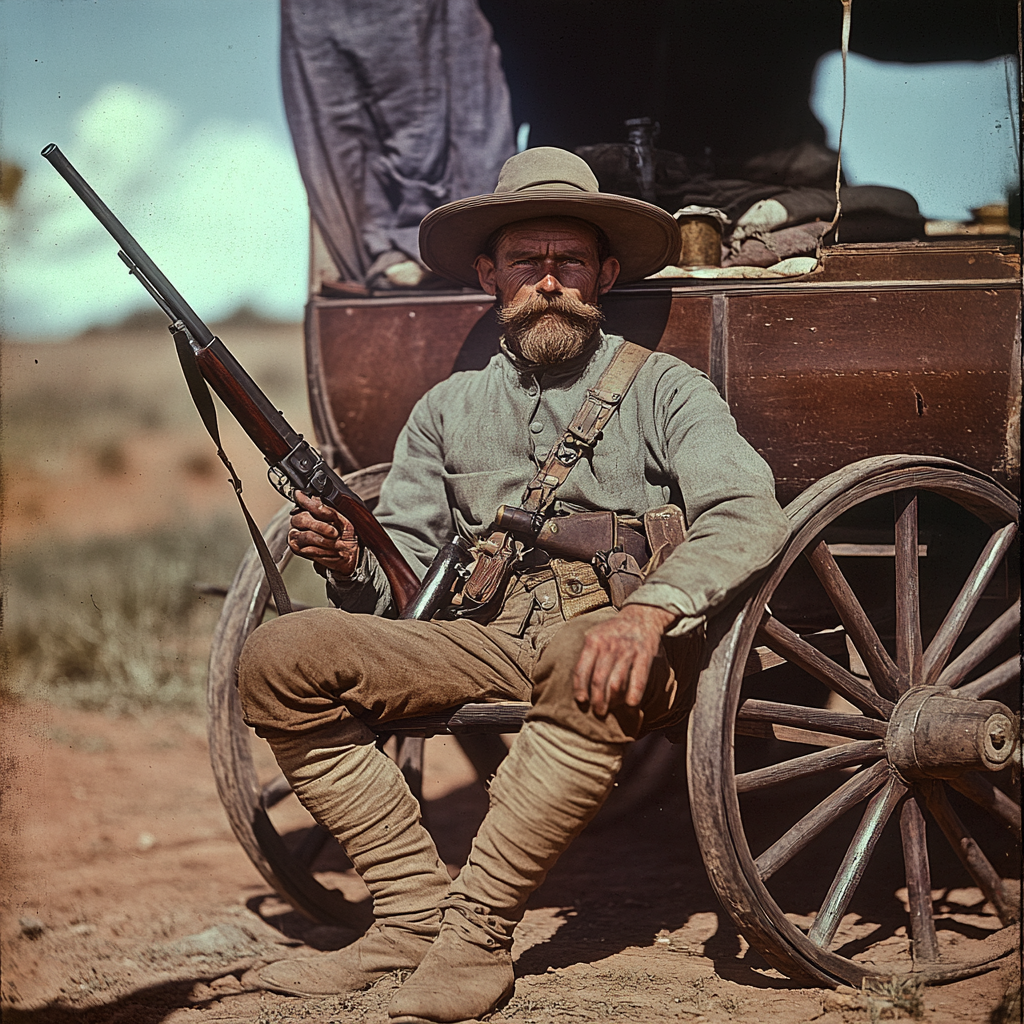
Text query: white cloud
2 82 308 337
812 53 1020 221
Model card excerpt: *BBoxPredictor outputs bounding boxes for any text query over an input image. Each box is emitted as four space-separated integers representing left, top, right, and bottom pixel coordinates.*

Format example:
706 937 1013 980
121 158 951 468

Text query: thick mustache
496 293 602 327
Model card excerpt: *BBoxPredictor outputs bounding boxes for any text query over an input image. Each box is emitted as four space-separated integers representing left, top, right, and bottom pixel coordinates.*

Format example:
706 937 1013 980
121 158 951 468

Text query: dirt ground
1 329 1020 1023
2 701 1020 1024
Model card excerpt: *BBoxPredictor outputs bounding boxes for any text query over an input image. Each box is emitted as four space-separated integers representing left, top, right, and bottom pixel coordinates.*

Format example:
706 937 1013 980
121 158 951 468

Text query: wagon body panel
305 241 1020 503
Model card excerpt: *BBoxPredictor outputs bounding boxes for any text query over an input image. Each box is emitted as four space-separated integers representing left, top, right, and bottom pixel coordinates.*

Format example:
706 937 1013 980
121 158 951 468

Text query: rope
825 0 852 246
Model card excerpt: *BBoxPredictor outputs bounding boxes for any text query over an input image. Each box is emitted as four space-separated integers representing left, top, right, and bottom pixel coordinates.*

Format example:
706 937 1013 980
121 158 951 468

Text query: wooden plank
827 544 927 557
380 701 532 737
312 298 495 468
724 287 1019 502
734 722 865 748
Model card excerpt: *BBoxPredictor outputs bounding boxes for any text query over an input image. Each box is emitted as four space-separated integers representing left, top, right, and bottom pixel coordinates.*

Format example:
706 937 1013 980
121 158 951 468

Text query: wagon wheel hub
885 687 1018 780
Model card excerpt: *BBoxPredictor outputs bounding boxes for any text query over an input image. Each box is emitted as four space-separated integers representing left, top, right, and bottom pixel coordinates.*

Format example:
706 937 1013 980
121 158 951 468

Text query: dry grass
1 519 249 712
862 975 926 1021
1 322 315 713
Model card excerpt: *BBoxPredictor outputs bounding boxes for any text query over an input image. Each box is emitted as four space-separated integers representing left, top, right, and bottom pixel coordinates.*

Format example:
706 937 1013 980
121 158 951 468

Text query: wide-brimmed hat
419 147 680 287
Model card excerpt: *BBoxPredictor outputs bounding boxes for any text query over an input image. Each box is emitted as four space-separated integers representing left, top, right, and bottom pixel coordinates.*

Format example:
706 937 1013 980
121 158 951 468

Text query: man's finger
594 651 632 714
294 490 348 528
572 642 599 703
625 653 653 707
290 514 340 539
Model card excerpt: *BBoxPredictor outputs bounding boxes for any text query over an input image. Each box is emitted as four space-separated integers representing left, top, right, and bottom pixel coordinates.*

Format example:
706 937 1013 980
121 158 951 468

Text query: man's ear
474 254 497 296
597 256 620 295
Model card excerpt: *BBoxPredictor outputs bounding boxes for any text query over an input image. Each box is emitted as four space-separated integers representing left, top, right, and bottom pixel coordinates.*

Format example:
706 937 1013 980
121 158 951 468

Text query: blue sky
1 0 308 338
1 0 1019 338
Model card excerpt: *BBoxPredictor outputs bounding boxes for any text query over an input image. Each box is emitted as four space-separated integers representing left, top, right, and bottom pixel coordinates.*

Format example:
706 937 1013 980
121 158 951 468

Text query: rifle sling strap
172 327 294 616
521 341 652 514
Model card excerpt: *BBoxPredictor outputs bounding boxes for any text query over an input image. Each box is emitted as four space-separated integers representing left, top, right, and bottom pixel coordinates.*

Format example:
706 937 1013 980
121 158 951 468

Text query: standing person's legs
237 607 533 996
390 605 701 1023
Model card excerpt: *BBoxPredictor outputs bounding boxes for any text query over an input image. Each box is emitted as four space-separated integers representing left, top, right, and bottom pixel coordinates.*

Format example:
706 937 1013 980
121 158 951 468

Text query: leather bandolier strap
461 341 653 616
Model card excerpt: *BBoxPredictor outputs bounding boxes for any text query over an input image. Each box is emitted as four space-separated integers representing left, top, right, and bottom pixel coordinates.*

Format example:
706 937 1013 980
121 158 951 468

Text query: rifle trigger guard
268 465 296 501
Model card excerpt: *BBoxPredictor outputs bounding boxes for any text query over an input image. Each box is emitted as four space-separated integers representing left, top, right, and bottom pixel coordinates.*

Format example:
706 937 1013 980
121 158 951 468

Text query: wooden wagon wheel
207 462 684 924
688 455 1020 987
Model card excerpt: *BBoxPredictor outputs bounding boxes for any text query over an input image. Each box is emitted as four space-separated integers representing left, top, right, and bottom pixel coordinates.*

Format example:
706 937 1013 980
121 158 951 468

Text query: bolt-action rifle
41 143 443 616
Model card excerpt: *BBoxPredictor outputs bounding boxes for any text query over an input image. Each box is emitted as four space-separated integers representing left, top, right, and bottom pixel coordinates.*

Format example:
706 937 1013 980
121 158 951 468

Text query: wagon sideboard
305 241 1021 505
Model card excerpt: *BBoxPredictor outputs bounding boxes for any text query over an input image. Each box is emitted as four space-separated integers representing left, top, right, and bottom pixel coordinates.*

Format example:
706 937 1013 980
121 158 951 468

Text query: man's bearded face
496 290 604 365
474 217 620 367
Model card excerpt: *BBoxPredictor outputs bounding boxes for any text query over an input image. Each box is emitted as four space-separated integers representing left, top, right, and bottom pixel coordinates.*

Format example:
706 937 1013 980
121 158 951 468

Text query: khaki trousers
238 574 701 746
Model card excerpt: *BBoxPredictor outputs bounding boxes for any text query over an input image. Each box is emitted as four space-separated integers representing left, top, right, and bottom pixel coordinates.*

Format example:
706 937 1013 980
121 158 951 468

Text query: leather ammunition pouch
548 504 688 617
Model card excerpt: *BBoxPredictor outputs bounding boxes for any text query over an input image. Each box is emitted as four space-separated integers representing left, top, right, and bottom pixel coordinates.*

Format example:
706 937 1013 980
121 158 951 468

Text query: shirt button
538 594 555 610
526 386 538 397
530 421 543 433
565 578 584 596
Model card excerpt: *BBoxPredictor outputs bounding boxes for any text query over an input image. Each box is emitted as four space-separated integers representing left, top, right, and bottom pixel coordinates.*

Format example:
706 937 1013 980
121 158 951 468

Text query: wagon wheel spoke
804 540 901 701
937 599 1020 689
261 773 293 809
947 773 1022 838
735 739 886 794
956 656 1020 701
894 491 922 690
923 782 1019 926
757 614 893 718
922 523 1019 686
292 824 334 868
900 795 939 962
754 760 889 881
737 698 888 742
807 776 907 948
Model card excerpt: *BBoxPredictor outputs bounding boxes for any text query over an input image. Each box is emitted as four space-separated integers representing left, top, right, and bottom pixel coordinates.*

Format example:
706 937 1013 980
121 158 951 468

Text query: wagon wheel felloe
688 455 1020 987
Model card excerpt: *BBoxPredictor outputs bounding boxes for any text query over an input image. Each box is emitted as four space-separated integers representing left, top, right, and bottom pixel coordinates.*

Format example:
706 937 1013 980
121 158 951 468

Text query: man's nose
535 272 562 295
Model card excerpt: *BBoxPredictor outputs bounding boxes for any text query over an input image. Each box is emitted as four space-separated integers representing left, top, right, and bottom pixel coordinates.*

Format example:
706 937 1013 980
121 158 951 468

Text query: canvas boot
256 721 451 996
389 719 623 1023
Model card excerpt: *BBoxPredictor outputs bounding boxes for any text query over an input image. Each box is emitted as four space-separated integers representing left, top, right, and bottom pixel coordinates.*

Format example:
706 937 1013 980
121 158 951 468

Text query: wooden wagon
207 237 1020 988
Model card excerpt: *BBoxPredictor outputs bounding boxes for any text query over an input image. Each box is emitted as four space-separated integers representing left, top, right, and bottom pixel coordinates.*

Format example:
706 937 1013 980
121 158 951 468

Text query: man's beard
497 292 604 366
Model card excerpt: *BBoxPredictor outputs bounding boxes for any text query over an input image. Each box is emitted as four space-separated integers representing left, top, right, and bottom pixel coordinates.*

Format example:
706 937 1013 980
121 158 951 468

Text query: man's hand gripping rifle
41 143 466 619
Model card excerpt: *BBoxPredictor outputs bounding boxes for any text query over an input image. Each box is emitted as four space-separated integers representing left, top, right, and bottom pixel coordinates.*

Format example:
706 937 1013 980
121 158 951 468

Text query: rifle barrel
40 144 214 347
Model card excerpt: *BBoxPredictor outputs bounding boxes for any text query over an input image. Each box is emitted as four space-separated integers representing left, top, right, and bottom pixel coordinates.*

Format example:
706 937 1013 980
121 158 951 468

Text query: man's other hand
288 491 360 575
572 604 678 716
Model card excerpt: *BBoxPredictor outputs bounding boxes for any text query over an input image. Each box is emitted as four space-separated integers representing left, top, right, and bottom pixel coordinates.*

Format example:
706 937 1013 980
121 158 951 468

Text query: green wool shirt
334 330 791 635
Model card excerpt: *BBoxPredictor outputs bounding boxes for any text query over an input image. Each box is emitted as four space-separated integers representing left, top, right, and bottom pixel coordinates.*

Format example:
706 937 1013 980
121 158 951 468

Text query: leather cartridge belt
512 510 649 572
